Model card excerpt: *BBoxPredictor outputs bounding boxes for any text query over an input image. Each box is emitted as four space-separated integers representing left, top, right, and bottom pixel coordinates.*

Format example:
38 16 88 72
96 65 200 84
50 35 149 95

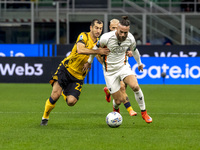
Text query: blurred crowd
180 0 200 12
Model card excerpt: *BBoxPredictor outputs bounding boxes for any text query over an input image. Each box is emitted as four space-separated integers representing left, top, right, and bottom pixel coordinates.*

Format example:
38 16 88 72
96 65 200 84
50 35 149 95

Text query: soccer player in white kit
100 16 152 123
103 19 137 116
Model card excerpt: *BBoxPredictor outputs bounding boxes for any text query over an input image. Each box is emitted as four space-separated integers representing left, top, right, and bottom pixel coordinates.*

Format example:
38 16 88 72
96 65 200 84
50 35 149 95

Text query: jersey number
75 83 82 92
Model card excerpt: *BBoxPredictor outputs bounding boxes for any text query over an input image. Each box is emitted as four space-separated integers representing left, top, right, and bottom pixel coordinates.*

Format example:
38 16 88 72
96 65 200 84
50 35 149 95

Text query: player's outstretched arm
131 48 144 71
77 42 110 55
132 48 142 66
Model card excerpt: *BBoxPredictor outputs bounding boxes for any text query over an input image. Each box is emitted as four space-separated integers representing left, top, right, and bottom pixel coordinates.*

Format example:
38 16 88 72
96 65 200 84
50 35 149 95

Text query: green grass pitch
0 83 200 150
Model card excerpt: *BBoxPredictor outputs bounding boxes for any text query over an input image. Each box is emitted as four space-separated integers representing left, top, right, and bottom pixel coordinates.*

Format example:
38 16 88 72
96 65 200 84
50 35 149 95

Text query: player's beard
117 34 127 42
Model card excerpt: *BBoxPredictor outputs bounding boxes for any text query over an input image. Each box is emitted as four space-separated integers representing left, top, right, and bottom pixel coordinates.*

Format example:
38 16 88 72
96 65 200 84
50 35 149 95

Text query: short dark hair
90 19 103 27
119 16 130 26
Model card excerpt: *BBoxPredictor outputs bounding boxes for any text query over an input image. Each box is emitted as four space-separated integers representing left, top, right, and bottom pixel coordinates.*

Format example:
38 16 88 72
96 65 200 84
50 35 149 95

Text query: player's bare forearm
77 43 110 55
96 47 110 55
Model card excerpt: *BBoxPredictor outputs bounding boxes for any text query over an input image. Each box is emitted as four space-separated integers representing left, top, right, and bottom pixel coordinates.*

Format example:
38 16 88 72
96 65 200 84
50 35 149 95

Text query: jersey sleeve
129 33 142 66
99 34 107 48
76 32 88 45
87 44 98 64
129 33 137 52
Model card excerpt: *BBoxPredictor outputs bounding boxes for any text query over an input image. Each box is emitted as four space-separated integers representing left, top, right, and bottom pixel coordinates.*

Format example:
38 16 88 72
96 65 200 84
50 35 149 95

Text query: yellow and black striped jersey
61 32 99 80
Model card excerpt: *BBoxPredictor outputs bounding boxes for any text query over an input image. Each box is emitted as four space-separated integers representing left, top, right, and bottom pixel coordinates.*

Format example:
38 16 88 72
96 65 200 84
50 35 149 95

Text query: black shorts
50 64 83 100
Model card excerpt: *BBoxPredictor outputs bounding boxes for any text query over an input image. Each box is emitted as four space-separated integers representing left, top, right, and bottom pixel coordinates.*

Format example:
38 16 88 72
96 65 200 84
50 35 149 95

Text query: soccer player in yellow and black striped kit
40 19 110 126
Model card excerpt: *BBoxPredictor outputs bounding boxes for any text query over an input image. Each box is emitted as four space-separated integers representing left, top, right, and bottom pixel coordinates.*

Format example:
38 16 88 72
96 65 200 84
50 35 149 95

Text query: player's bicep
77 42 86 53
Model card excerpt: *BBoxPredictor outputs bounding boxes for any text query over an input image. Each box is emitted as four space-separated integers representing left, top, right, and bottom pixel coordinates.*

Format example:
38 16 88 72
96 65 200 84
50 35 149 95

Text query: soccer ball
106 112 123 128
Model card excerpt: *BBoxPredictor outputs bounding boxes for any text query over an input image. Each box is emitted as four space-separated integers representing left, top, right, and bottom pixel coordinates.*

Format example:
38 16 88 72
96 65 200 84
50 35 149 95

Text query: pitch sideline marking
0 112 200 115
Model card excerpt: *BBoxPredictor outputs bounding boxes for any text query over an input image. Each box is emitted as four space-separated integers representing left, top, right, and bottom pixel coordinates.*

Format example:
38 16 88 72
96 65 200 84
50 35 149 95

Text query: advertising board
0 57 63 83
84 57 200 84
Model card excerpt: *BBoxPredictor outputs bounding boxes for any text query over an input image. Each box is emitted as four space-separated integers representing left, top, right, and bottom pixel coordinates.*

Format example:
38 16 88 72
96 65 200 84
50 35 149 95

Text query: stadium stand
0 0 199 44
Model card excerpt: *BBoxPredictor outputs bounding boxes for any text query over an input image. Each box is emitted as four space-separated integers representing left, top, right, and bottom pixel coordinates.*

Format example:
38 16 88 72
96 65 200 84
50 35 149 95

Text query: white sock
113 99 119 109
134 89 146 111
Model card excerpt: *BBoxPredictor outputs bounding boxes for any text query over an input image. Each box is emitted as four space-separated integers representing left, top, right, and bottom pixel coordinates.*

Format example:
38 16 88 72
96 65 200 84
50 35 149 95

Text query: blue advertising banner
0 44 57 57
84 57 200 85
130 57 200 84
0 56 199 84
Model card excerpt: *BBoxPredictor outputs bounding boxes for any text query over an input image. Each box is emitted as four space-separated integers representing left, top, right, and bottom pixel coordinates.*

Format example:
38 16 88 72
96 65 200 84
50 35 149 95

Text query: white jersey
100 30 137 72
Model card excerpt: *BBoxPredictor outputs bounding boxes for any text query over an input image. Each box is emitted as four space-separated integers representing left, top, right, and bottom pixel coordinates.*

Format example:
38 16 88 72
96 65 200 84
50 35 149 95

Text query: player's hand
138 64 143 71
98 48 110 55
126 51 133 57
83 62 91 72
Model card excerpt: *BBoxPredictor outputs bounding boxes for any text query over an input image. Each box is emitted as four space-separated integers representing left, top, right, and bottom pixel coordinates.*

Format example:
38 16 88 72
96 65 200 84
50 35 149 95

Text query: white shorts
103 64 135 94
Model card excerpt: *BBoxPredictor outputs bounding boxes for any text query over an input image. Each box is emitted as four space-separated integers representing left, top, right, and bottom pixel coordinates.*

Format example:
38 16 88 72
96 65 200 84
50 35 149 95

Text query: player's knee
67 102 75 106
131 84 140 92
66 96 77 106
